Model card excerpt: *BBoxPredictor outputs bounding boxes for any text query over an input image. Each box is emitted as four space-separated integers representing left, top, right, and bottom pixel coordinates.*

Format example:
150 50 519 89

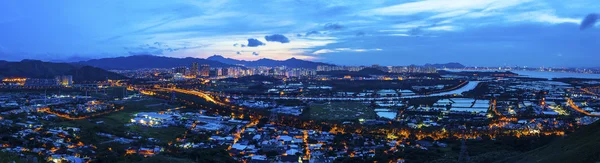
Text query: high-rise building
200 64 210 77
216 68 223 76
55 75 73 87
174 67 187 74
190 62 199 77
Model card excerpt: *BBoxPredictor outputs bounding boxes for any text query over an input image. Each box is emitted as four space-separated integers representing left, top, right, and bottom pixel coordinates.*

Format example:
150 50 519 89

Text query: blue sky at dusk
0 0 599 67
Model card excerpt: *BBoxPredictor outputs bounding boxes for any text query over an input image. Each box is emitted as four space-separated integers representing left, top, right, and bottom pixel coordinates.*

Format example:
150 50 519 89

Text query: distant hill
438 70 518 77
503 121 600 163
317 67 389 77
423 62 465 69
0 60 127 82
76 55 235 70
207 55 333 69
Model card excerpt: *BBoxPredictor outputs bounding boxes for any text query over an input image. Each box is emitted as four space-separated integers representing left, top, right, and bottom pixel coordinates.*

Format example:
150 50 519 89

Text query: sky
0 0 599 67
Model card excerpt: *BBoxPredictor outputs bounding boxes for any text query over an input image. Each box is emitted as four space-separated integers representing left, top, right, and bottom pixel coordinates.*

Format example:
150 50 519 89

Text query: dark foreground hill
0 60 127 82
501 120 600 163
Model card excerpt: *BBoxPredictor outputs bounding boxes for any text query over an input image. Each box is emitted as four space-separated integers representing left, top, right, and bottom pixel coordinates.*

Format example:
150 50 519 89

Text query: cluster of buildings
130 112 178 127
212 123 418 162
42 101 117 117
169 62 319 81
317 65 437 73
0 119 96 163
1 75 73 87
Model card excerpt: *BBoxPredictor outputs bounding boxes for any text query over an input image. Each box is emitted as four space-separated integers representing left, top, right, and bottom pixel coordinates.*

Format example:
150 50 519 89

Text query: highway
566 97 599 116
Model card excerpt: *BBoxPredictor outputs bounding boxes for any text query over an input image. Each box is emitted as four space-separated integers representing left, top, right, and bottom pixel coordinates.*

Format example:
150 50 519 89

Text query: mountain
75 55 235 70
504 120 600 163
317 68 389 77
423 62 465 69
0 60 127 82
207 55 333 69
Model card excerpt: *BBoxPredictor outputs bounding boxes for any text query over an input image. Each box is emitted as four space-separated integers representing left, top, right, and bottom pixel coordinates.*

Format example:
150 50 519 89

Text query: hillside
0 60 127 82
207 55 333 69
503 120 600 163
423 62 465 69
317 68 389 77
76 55 235 70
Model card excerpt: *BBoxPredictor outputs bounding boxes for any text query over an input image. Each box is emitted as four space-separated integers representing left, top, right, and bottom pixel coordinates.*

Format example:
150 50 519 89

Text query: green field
51 99 186 143
308 102 378 121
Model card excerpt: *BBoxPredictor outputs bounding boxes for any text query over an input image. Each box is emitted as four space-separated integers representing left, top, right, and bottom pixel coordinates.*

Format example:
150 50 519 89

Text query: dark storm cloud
305 31 320 36
264 34 290 43
580 13 599 30
324 23 344 30
246 38 265 47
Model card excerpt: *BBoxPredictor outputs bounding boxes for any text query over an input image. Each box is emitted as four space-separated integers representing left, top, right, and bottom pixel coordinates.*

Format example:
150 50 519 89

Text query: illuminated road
580 87 599 97
159 87 226 106
566 97 599 116
38 106 125 120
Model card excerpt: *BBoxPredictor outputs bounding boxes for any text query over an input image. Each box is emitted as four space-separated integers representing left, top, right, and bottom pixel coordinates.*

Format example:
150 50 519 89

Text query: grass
51 99 187 143
504 120 600 163
308 102 378 121
128 125 187 143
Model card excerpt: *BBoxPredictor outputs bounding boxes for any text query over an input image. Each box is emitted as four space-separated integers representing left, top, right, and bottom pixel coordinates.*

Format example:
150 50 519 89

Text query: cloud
305 31 320 36
368 0 529 16
509 11 580 24
252 52 259 56
324 23 344 30
246 38 265 47
312 48 382 54
241 44 246 47
580 13 599 30
236 51 241 55
128 51 162 56
264 34 290 43
426 26 458 31
356 32 366 36
390 33 411 37
408 27 424 36
233 43 239 47
125 44 164 55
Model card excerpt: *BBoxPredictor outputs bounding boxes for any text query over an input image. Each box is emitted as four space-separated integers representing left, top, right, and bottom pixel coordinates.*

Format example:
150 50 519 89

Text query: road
566 97 599 116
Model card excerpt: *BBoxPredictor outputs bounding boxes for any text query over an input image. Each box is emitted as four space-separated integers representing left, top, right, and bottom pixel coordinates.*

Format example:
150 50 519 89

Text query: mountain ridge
0 60 127 82
207 55 334 69
75 55 235 70
422 62 465 69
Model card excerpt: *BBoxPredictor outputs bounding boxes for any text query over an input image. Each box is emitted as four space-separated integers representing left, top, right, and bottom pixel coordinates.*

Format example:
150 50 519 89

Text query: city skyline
1 1 600 67
2 1 600 162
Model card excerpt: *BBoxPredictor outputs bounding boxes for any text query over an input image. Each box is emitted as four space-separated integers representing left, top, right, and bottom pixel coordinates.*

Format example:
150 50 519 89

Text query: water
429 81 480 96
376 112 396 119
